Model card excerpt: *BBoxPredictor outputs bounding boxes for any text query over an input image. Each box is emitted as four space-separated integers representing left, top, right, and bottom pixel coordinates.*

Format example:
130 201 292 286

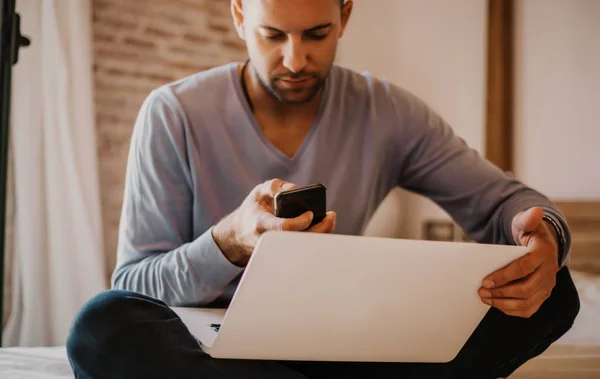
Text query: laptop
172 231 527 363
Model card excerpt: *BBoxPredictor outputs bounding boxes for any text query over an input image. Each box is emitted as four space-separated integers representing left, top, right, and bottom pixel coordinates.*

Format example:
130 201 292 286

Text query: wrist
212 217 247 267
542 215 565 266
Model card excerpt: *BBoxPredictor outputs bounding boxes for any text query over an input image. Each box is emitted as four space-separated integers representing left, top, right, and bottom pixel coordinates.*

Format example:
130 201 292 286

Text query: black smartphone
274 183 327 228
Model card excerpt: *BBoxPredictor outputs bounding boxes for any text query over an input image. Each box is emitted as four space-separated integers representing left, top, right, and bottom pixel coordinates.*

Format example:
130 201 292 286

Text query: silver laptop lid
204 232 527 362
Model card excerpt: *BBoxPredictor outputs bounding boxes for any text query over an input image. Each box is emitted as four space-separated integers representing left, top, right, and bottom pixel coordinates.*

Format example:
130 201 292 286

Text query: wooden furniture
486 0 514 173
556 201 600 274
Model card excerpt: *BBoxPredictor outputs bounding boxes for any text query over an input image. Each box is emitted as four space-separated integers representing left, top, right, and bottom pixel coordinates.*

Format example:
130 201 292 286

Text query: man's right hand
212 179 336 266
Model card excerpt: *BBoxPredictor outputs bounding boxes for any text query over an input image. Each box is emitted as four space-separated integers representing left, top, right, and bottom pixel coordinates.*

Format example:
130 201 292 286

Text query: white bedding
0 347 71 378
555 270 600 346
509 270 600 378
1 270 599 379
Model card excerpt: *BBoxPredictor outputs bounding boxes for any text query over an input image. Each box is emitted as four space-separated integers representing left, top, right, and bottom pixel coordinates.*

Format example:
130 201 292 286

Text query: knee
66 290 171 361
69 289 167 333
545 267 580 336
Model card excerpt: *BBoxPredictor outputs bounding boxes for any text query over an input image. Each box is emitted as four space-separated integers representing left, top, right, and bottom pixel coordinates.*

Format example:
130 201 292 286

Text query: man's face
237 0 350 104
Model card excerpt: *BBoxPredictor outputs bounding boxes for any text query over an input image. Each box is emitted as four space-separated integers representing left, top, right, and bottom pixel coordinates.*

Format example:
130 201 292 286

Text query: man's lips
278 77 314 88
281 77 310 82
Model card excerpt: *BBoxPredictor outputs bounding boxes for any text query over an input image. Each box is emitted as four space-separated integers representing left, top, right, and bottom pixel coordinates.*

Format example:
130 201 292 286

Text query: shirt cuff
540 208 572 267
185 227 244 296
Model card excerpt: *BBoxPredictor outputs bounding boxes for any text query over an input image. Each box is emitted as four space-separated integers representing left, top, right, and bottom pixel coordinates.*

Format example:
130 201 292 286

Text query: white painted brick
93 0 247 277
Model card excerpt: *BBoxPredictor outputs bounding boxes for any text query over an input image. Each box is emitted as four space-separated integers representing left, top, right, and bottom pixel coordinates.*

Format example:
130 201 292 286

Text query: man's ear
338 0 354 38
231 0 246 40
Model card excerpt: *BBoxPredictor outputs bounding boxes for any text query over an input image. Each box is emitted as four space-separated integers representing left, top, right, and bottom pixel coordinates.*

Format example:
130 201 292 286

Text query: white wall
514 0 600 200
338 0 487 239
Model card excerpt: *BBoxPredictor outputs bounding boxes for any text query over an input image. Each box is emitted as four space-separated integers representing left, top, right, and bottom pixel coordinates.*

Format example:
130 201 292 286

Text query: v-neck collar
229 63 330 165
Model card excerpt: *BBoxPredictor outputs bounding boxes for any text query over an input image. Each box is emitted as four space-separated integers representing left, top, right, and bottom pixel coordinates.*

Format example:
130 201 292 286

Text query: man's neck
241 62 323 124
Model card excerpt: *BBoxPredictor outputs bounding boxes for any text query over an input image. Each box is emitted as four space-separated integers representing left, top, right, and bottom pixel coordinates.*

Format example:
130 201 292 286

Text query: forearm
390 85 571 264
411 146 573 265
112 228 243 306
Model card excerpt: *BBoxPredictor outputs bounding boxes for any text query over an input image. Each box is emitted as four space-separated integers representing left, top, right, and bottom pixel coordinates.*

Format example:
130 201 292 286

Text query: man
66 0 579 378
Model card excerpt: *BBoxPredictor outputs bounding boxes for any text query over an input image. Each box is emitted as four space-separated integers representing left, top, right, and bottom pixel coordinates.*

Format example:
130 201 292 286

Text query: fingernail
282 183 295 190
483 279 495 288
482 298 492 305
481 290 491 298
308 212 314 221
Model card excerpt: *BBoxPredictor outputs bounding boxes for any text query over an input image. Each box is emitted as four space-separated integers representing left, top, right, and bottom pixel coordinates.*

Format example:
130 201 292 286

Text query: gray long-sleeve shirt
112 63 571 307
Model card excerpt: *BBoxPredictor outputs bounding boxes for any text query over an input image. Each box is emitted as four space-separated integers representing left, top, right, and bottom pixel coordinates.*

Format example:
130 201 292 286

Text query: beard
255 67 328 105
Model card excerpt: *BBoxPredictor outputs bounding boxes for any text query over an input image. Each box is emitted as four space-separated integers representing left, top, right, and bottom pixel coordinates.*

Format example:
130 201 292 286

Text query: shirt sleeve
111 89 243 306
389 84 571 266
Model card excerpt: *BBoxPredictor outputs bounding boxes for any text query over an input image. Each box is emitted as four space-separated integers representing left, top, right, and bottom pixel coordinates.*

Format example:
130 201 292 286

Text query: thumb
513 206 544 239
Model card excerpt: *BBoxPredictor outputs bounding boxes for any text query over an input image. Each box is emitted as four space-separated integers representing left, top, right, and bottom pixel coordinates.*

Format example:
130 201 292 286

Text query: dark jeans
66 268 579 379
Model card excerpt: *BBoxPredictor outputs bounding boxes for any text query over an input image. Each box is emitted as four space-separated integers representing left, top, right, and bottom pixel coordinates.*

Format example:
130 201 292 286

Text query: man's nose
282 36 308 74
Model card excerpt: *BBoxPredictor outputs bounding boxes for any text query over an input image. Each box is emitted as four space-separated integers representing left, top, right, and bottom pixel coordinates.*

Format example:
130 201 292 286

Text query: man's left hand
478 207 560 318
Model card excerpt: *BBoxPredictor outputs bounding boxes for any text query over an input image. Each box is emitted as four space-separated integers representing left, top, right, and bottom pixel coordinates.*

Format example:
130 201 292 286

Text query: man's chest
253 115 315 159
189 121 400 237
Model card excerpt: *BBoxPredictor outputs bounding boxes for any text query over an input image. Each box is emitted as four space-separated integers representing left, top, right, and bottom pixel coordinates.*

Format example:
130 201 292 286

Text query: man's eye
265 33 286 41
305 33 328 41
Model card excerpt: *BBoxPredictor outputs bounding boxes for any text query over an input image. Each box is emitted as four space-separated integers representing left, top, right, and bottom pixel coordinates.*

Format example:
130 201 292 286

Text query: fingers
253 179 296 201
479 256 558 318
257 211 314 233
306 211 337 234
481 287 552 318
257 210 337 234
483 250 544 288
479 267 546 299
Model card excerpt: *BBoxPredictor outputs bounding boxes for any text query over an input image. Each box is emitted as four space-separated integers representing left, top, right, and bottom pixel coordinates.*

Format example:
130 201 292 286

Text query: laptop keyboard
209 323 221 332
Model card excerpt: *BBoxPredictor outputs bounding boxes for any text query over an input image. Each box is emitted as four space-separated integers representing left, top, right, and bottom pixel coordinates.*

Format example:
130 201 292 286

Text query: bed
1 202 599 379
0 270 598 378
511 269 600 379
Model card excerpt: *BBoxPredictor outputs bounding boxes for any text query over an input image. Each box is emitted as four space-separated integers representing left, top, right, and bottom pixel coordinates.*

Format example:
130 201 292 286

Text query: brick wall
93 0 247 278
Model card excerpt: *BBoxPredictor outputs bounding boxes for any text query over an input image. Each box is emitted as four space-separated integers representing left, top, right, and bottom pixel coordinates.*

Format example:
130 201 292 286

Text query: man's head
231 0 353 104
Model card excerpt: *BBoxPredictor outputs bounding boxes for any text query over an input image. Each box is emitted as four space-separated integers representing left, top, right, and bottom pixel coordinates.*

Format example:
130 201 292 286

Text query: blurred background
1 0 599 377
342 0 599 238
